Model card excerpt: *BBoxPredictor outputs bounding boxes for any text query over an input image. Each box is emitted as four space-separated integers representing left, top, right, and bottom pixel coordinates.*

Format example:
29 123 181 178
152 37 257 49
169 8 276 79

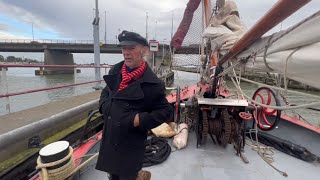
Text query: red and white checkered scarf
118 62 146 92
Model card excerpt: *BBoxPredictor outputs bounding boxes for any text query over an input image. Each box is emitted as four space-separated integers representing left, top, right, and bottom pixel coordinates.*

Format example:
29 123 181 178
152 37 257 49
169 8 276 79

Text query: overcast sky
0 0 319 63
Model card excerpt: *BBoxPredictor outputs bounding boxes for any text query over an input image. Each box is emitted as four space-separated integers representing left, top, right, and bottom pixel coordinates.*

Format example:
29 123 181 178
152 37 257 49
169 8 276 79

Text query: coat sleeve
99 67 114 114
138 82 173 131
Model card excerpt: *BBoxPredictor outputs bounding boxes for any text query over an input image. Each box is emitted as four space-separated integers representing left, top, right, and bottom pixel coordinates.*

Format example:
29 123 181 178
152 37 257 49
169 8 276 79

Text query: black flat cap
118 30 148 46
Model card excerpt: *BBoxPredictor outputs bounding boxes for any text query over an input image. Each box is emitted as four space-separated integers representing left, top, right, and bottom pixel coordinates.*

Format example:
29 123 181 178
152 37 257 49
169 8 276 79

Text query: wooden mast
203 0 212 27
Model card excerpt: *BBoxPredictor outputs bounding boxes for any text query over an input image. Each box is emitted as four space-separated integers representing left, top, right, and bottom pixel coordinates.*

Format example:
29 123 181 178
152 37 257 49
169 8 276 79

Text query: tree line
0 55 41 64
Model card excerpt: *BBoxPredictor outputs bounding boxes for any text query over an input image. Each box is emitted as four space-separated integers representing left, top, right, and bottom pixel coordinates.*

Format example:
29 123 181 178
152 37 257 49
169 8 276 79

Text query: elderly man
96 30 172 180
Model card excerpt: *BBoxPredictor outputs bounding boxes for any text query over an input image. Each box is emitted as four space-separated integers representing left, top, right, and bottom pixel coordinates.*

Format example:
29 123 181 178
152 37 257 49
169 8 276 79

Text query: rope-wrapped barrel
36 141 75 180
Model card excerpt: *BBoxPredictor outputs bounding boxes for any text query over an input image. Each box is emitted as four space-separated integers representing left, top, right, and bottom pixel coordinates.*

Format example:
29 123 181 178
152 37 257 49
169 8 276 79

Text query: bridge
0 39 199 74
0 40 198 54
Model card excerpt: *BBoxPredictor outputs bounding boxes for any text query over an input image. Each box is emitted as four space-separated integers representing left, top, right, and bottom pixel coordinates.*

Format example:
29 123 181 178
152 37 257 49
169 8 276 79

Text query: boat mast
171 10 173 41
146 12 148 41
203 0 212 27
93 0 101 89
104 11 107 44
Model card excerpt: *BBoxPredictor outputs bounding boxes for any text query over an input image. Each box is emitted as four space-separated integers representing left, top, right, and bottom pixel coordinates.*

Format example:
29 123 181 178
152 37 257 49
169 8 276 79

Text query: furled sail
204 0 320 89
202 0 247 51
237 11 320 89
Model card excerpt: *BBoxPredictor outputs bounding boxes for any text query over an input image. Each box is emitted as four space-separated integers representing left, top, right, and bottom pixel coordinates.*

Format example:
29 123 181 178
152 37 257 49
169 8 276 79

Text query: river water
0 56 319 127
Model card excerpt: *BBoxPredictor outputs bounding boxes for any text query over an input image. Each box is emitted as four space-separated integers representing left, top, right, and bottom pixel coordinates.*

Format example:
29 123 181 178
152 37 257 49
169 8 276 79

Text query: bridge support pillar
35 49 80 75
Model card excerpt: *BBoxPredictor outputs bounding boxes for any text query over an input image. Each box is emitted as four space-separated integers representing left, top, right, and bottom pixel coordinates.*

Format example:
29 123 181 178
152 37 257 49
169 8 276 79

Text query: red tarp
171 0 201 49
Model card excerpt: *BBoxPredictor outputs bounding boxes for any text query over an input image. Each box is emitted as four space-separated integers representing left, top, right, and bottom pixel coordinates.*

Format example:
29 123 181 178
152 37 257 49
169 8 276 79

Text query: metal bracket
198 98 248 106
28 135 44 148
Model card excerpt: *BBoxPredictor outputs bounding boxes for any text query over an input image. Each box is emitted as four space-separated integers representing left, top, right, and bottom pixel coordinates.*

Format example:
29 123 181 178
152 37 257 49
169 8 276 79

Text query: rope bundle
143 137 171 167
36 146 75 180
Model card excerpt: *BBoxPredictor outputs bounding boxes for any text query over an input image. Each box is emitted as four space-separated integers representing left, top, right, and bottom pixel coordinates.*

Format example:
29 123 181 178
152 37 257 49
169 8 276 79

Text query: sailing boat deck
75 131 319 180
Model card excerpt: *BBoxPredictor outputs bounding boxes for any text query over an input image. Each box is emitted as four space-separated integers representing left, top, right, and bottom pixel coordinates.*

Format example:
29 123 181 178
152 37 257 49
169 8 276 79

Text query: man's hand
133 114 139 127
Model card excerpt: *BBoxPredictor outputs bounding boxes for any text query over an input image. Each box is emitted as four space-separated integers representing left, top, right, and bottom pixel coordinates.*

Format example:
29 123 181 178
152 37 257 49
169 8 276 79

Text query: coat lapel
104 74 118 91
114 81 144 100
103 61 161 100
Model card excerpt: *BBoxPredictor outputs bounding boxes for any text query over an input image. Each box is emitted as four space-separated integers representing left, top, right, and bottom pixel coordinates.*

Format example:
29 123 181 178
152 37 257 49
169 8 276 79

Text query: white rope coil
36 146 75 180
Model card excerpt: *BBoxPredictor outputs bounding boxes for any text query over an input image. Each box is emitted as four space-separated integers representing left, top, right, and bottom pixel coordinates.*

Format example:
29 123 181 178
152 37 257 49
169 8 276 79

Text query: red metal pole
217 0 311 66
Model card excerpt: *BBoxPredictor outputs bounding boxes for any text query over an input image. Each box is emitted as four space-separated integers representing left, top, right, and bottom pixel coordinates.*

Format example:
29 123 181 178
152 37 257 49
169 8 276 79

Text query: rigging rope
230 76 320 110
231 76 320 101
278 91 313 126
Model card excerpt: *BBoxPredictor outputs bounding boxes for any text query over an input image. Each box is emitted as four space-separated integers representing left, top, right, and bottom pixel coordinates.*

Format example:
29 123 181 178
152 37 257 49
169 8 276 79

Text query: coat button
126 103 130 107
107 116 111 119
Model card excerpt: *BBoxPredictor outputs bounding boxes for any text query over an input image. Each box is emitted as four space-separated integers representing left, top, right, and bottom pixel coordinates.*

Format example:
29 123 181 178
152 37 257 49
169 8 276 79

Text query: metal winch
183 97 248 155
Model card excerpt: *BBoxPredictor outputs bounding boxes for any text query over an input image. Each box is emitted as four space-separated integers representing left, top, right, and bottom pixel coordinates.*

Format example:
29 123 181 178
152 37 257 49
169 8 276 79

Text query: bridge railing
0 39 119 44
0 39 198 46
0 64 112 115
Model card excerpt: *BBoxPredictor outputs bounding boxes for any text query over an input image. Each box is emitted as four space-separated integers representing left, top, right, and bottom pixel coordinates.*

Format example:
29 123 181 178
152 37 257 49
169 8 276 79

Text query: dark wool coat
96 61 172 175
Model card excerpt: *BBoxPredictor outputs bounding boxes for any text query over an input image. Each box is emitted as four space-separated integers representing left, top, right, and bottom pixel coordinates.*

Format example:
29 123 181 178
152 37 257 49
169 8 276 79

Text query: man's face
122 44 146 69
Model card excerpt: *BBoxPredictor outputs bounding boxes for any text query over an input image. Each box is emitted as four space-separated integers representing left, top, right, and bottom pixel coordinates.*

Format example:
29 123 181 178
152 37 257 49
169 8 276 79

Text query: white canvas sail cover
204 0 320 89
237 11 320 89
202 0 247 51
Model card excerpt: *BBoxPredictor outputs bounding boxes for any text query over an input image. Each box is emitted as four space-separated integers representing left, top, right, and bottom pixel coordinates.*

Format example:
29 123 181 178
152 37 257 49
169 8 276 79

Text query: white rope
37 146 75 180
230 62 244 99
67 153 99 178
245 109 288 177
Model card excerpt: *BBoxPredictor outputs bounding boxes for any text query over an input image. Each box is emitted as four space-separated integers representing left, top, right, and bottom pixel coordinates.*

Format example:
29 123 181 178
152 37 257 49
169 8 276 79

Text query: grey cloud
0 0 319 64
0 0 318 42
0 0 193 41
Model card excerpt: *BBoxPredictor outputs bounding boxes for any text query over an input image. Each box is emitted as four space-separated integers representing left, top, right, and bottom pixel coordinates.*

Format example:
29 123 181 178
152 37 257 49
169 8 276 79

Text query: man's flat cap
118 30 148 46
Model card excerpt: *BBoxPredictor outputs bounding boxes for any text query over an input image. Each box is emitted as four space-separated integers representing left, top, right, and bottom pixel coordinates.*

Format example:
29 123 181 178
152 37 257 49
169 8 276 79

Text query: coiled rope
246 107 288 177
36 137 171 179
143 137 171 167
36 146 75 180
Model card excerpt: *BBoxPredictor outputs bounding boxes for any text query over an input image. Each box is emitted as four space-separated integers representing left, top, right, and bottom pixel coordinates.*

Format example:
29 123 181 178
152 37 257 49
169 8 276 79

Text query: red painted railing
0 64 112 68
0 64 111 98
0 80 104 98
